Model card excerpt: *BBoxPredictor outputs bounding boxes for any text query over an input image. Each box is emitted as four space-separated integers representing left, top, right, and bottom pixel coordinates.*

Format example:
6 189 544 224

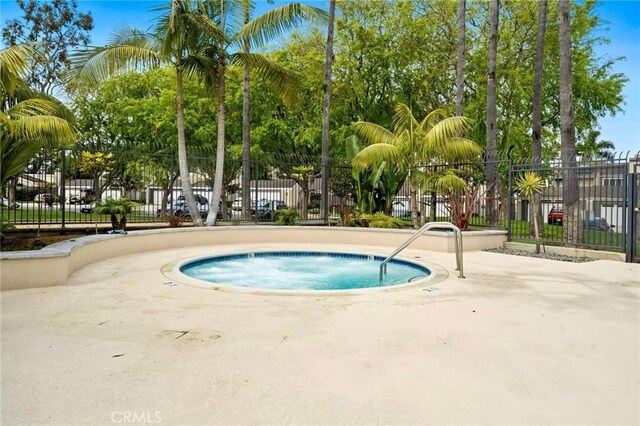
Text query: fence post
60 149 66 232
507 158 513 241
254 161 259 222
626 168 638 263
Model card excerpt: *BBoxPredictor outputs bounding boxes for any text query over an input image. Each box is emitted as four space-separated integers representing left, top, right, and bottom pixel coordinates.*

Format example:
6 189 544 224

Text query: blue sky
1 0 638 154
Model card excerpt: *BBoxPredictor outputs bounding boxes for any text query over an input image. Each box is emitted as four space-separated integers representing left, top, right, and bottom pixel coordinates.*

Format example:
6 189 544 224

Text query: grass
1 205 159 224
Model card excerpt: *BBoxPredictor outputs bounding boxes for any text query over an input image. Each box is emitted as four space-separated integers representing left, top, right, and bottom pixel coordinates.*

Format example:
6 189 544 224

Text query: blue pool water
179 251 431 291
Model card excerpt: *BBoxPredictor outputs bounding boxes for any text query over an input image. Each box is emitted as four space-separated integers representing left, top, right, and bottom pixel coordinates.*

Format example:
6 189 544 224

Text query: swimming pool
178 251 431 291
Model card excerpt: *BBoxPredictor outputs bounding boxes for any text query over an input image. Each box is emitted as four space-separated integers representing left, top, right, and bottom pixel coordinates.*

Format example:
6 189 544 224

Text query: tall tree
204 0 327 225
558 0 579 243
321 0 336 221
531 0 548 235
236 0 327 221
532 0 547 168
455 0 466 117
73 0 224 226
485 0 499 228
2 0 93 95
241 0 252 221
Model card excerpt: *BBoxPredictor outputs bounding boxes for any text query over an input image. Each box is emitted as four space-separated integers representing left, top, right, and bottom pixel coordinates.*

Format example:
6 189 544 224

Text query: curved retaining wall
0 226 506 291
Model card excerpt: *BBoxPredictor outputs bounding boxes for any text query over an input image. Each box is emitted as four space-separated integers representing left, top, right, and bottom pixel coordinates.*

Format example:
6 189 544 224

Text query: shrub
0 221 16 241
352 212 404 229
274 208 300 225
94 198 137 231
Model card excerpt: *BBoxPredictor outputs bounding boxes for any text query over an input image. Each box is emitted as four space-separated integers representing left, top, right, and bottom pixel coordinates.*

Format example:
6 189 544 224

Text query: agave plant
515 171 546 253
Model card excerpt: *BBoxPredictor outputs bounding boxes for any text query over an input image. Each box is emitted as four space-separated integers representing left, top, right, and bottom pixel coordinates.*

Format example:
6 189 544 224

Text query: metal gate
625 162 640 263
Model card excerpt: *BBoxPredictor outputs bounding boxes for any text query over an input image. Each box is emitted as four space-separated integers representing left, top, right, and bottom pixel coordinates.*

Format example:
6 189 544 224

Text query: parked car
547 205 563 225
157 195 230 219
251 199 287 220
80 202 96 214
0 197 19 209
231 198 243 211
68 189 96 205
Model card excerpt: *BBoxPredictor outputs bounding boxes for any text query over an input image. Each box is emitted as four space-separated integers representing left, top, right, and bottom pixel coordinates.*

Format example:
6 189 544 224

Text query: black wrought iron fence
2 146 638 259
508 154 638 253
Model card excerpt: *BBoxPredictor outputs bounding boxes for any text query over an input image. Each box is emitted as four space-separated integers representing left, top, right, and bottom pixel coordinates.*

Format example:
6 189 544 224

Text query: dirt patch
0 230 89 252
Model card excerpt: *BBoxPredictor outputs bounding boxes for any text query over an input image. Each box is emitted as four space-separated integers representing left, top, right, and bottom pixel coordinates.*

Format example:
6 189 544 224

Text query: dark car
547 205 563 225
157 195 230 219
251 199 287 220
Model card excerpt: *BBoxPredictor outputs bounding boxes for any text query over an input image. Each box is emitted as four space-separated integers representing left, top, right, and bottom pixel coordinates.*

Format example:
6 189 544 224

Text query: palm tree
577 130 615 160
1 44 76 195
351 103 482 229
73 0 223 226
532 0 548 168
531 0 548 236
320 0 336 222
455 0 465 117
93 197 137 231
224 1 328 223
559 0 579 244
515 172 545 254
485 0 499 228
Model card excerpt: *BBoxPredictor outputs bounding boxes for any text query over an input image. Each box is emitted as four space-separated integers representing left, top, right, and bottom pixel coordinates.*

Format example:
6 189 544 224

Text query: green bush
94 198 137 231
0 221 16 241
274 208 300 225
352 212 404 229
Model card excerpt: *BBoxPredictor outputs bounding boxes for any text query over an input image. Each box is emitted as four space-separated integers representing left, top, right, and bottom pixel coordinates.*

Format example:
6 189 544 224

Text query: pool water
180 251 431 291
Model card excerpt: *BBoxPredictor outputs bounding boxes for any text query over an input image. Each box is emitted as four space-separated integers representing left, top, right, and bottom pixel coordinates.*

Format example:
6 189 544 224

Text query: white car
1 197 20 209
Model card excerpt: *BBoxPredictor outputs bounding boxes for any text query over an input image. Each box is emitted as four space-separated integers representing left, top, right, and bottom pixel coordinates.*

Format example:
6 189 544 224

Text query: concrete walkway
2 245 639 425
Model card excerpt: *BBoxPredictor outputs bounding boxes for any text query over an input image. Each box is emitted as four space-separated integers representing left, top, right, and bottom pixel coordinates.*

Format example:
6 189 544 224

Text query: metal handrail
379 221 464 281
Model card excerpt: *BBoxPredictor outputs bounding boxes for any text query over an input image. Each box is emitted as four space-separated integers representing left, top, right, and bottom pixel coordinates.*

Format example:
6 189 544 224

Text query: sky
0 0 638 154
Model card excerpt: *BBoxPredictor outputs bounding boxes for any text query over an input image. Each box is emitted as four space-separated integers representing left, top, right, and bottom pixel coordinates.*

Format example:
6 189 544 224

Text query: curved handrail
379 222 464 281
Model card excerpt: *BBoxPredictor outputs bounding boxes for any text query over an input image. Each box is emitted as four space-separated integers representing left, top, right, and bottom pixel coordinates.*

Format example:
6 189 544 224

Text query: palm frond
438 137 483 162
72 43 161 85
5 98 61 119
11 115 76 146
433 172 469 193
351 121 396 146
237 3 328 48
392 103 418 134
418 108 448 131
352 143 401 170
232 51 299 106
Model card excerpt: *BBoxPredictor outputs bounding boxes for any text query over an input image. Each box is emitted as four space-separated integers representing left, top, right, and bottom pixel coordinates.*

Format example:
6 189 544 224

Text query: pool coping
161 247 450 296
0 226 506 291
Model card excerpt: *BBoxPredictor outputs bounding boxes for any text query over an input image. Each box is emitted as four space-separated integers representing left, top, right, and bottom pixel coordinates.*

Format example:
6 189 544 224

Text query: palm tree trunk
320 0 336 222
532 0 547 237
241 7 251 222
532 0 547 168
176 65 203 226
206 51 226 226
559 0 579 244
485 0 499 229
410 183 419 229
455 0 466 117
532 198 541 254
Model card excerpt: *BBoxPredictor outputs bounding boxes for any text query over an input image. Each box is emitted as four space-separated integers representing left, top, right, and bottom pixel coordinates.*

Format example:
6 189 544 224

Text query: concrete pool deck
1 243 639 425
